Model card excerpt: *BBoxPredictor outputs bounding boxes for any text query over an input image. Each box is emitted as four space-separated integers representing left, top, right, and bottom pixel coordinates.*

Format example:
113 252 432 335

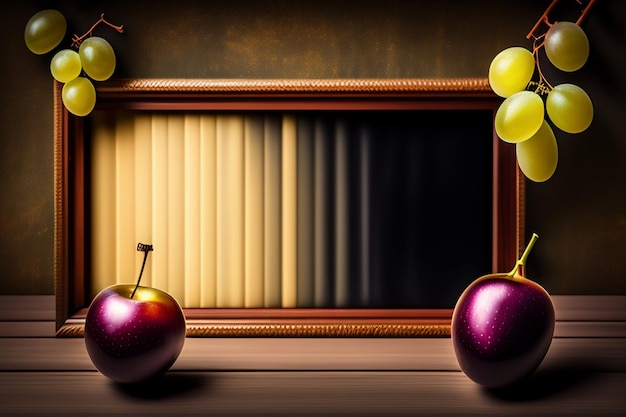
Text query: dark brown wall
1 0 624 295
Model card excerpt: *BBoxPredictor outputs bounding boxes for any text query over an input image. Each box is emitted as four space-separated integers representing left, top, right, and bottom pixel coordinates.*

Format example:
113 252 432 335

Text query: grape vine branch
71 14 124 48
526 0 596 94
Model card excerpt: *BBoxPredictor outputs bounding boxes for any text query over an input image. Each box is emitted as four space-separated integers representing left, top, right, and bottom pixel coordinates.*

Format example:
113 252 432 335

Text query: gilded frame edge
57 322 453 338
53 77 524 338
96 77 493 94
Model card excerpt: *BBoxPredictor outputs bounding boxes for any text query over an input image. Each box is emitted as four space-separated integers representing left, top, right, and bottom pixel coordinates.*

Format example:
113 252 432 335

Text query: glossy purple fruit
451 234 555 388
84 284 186 384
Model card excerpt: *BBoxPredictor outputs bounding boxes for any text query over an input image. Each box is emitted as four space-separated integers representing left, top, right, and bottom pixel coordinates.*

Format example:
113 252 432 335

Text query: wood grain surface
0 337 624 416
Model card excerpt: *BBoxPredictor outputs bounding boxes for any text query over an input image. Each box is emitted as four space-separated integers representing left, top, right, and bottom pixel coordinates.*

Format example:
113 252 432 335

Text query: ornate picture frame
54 78 523 337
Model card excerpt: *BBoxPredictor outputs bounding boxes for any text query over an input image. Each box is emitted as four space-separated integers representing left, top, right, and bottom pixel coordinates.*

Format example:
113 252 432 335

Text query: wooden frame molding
53 78 523 337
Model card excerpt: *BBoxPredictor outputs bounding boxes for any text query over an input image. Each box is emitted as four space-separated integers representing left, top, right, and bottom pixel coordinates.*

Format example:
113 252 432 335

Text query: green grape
516 120 558 183
50 49 82 83
79 37 116 81
544 21 589 72
24 9 67 55
62 77 96 117
546 83 593 134
495 91 544 143
488 47 535 98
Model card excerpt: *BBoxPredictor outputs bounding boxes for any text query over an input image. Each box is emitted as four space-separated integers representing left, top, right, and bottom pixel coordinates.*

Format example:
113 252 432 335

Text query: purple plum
451 233 555 388
84 284 186 384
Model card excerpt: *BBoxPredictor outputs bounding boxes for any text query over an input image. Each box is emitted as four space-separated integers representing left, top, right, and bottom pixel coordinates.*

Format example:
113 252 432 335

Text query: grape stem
507 233 539 278
576 0 598 25
524 0 597 94
526 0 596 40
526 0 558 40
130 243 153 299
528 80 551 96
71 14 124 48
530 38 554 93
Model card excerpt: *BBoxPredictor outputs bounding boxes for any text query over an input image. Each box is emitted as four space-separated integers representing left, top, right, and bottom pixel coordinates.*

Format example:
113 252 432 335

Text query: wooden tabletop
1 336 624 416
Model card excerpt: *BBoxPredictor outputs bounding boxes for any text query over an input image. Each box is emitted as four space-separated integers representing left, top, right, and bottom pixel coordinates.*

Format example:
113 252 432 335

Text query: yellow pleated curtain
89 110 367 308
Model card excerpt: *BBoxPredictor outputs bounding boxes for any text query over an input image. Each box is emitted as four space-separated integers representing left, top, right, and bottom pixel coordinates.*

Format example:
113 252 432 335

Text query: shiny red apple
84 244 186 384
451 233 555 388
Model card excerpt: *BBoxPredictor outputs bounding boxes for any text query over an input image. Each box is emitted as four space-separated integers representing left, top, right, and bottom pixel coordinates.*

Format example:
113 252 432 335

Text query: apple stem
130 243 154 299
507 233 539 278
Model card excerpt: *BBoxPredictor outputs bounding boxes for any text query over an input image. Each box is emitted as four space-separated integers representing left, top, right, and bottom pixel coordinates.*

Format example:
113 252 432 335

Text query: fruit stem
130 243 153 299
526 0 559 40
71 13 124 48
577 0 597 25
526 0 596 40
525 0 596 92
507 233 539 278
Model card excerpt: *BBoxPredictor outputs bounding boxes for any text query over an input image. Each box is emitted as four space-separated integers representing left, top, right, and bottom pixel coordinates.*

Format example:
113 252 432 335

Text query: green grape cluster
25 9 120 117
489 20 593 183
